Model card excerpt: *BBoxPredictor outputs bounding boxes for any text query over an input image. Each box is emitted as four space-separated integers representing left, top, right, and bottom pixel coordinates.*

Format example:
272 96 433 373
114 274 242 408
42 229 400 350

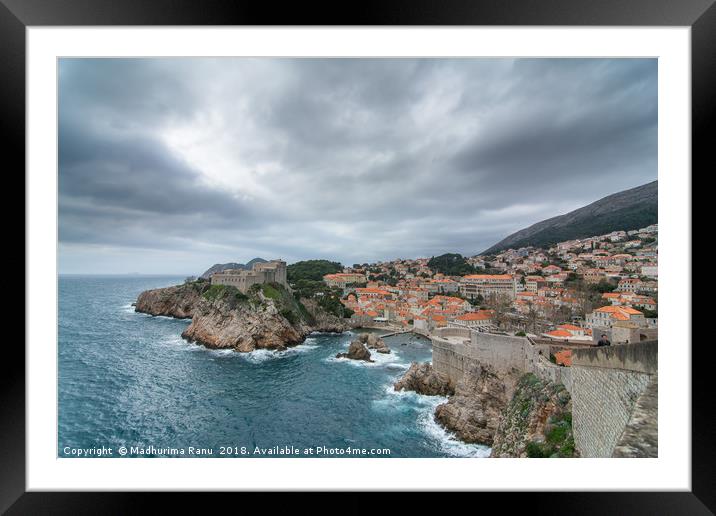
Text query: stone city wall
430 329 658 457
569 341 657 457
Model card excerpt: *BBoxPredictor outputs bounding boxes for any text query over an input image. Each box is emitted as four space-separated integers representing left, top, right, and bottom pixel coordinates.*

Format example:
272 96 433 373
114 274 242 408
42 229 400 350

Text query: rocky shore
394 361 575 455
359 333 391 354
135 280 350 352
335 333 392 362
336 340 374 362
135 281 208 319
393 362 453 396
434 364 518 445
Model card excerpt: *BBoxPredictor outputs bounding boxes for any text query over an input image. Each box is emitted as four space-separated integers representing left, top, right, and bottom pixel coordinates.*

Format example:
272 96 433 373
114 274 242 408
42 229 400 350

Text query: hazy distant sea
58 275 489 458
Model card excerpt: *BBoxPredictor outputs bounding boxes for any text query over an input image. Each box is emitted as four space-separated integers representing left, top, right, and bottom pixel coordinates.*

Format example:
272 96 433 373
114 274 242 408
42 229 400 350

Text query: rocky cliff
394 362 453 396
433 363 519 445
359 333 391 354
135 280 349 352
336 340 373 362
135 280 210 319
393 361 576 455
490 373 576 458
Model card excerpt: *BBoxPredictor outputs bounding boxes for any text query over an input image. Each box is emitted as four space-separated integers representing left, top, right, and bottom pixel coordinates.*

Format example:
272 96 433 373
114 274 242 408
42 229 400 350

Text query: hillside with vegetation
287 260 343 282
287 260 353 319
482 181 657 254
427 253 477 276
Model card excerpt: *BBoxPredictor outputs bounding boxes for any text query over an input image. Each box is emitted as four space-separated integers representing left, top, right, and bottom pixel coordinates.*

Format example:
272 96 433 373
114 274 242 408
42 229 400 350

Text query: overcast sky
58 58 657 275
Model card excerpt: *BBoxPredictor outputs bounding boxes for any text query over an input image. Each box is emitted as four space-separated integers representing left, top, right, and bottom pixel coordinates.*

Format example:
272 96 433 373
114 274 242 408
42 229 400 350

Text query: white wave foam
418 409 491 458
376 383 490 457
324 347 409 369
159 333 320 361
208 349 235 357
238 343 320 363
381 383 447 406
121 303 136 314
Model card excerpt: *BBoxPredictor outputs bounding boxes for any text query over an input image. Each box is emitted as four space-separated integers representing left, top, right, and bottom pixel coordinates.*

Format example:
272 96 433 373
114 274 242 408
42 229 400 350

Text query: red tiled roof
463 274 513 280
546 330 572 338
554 350 573 366
456 311 494 321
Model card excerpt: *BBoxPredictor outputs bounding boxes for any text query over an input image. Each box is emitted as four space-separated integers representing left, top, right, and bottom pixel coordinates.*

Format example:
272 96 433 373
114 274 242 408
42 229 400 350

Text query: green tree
589 279 616 294
287 260 343 282
427 253 476 276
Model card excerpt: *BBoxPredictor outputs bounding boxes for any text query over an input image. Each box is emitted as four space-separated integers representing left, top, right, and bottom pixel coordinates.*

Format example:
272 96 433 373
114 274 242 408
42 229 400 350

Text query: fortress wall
571 367 652 457
432 331 572 387
569 341 658 457
571 340 657 374
431 338 476 387
432 332 532 385
533 354 573 392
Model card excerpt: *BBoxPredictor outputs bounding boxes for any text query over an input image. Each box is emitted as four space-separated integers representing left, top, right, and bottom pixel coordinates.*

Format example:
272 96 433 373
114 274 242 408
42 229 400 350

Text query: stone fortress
210 260 288 293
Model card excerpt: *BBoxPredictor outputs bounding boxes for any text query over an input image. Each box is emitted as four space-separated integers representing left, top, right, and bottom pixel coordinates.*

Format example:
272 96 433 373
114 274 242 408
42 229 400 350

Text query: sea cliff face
433 364 519 446
135 281 209 319
393 361 576 455
135 281 349 352
393 362 453 396
182 294 310 351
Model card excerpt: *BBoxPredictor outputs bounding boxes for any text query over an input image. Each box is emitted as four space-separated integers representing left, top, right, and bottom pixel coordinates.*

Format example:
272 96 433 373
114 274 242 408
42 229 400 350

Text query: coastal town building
323 272 365 288
616 278 643 293
586 305 646 329
334 223 657 342
641 265 658 278
460 274 516 300
451 310 496 330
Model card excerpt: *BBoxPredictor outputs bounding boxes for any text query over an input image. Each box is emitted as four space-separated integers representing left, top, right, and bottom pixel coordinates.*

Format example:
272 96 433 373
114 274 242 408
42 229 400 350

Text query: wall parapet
571 340 657 374
432 327 472 340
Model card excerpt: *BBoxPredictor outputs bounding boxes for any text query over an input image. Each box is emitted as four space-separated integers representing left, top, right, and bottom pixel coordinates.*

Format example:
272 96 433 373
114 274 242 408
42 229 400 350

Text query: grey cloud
58 58 657 274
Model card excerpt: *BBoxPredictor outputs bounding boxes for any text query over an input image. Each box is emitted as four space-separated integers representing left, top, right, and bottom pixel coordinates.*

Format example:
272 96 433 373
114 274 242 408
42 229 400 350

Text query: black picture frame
3 0 709 512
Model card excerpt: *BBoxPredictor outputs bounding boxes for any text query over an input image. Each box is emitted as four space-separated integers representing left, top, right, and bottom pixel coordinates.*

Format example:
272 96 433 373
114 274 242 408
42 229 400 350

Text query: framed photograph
5 0 710 511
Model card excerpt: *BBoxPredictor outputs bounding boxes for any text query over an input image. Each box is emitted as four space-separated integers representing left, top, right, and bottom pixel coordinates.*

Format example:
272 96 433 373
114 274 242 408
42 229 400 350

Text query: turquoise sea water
58 276 490 458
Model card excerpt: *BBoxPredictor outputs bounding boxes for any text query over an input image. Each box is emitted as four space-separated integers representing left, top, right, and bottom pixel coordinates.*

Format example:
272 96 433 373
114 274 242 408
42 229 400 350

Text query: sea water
58 276 490 458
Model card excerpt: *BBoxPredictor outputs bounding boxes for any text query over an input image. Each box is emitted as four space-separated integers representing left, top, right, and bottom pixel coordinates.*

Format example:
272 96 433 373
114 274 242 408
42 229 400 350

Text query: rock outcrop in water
393 362 453 396
490 374 576 458
359 333 391 354
433 363 519 445
336 340 373 362
135 280 349 352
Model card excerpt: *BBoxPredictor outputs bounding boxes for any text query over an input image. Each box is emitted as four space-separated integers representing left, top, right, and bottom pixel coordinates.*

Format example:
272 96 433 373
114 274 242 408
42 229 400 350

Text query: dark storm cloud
58 58 657 274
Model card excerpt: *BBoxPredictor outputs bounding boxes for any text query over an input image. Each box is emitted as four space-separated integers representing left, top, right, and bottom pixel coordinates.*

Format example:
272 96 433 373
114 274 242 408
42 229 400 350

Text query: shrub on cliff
202 284 249 306
256 282 314 326
491 374 576 458
526 412 575 458
280 308 298 324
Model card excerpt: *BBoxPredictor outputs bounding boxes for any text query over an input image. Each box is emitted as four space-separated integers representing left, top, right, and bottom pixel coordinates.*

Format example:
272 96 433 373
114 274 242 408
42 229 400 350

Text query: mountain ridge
482 181 657 255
